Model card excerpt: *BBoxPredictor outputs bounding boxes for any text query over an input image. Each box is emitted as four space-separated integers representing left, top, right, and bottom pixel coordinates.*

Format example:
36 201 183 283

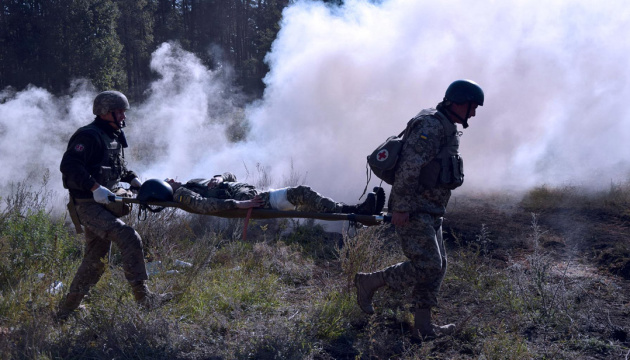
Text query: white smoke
1 0 630 214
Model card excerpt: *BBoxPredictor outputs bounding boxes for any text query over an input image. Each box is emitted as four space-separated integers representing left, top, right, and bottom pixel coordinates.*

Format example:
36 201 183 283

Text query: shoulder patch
420 133 428 140
74 144 85 152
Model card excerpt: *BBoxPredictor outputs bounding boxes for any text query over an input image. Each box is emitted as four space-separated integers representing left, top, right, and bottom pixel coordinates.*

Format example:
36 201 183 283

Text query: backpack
361 112 463 199
366 118 419 185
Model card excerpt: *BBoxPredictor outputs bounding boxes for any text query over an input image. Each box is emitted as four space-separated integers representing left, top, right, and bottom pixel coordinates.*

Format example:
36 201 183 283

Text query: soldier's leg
73 203 170 308
87 206 173 308
286 185 384 214
77 203 148 284
285 185 340 212
380 213 445 302
380 212 447 337
58 227 111 318
355 213 441 314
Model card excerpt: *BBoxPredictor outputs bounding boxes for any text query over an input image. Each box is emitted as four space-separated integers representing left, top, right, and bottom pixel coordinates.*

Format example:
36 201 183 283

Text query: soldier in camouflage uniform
166 173 385 215
57 91 172 319
354 80 484 340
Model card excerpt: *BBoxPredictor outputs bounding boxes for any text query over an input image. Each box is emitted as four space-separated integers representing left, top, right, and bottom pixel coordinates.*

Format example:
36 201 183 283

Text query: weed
2 178 630 359
337 225 401 288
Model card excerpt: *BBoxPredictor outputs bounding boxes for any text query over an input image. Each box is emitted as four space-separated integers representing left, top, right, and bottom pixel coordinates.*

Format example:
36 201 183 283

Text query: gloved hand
92 185 115 204
130 178 142 194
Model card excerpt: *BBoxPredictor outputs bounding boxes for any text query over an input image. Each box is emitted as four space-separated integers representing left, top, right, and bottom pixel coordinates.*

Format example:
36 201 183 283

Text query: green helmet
137 179 173 203
92 91 130 115
444 80 484 106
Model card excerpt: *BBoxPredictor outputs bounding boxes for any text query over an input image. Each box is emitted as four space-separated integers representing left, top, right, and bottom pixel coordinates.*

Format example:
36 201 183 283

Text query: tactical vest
417 110 464 190
64 124 125 190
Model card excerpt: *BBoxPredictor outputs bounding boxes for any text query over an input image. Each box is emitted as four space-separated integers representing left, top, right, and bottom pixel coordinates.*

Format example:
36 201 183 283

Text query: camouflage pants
381 212 447 308
259 185 341 213
67 202 148 296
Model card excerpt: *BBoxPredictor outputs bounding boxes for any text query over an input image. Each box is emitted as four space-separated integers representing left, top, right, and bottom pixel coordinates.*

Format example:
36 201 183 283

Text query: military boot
342 192 376 215
354 271 385 314
413 307 456 341
131 281 173 310
56 292 85 321
373 187 385 214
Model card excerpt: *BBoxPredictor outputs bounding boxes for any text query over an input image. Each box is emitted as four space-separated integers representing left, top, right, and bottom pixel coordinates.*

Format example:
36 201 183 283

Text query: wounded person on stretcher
166 172 385 215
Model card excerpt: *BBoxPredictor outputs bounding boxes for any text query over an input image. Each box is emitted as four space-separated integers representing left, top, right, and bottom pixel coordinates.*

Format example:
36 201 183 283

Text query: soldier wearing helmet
57 91 171 319
354 80 484 340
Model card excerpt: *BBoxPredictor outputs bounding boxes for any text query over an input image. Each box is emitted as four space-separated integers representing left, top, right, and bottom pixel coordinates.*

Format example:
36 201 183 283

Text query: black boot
373 187 385 214
342 192 376 215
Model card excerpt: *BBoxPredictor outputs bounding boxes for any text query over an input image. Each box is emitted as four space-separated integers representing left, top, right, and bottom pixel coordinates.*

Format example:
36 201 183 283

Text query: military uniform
173 172 347 214
383 108 461 309
59 118 147 308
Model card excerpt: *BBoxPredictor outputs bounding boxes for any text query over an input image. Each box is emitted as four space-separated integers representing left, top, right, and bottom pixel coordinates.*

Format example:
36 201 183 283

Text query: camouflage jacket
173 172 260 213
389 108 459 215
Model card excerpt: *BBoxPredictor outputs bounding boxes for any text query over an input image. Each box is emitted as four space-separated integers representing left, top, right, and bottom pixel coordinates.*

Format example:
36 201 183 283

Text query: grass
0 177 629 359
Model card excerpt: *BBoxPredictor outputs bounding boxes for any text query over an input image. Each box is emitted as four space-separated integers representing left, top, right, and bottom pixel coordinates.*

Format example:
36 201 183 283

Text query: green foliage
337 225 402 288
0 209 80 290
311 290 357 340
284 219 339 261
0 0 294 97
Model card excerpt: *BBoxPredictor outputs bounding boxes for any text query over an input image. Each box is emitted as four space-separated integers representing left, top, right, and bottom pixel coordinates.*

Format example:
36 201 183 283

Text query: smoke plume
1 0 630 214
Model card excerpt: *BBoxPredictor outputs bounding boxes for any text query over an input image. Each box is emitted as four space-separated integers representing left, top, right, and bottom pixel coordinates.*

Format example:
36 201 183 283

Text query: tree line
0 0 342 100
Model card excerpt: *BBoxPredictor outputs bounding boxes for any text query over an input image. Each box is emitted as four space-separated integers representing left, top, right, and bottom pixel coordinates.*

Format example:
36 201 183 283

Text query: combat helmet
137 179 173 204
444 80 484 106
93 91 130 115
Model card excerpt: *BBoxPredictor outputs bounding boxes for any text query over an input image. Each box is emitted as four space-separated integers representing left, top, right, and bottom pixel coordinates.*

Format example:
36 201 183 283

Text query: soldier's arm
120 170 139 184
59 133 101 191
173 187 239 214
390 119 442 212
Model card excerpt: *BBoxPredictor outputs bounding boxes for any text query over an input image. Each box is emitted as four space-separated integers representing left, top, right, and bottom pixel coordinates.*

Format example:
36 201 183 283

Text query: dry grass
0 177 629 359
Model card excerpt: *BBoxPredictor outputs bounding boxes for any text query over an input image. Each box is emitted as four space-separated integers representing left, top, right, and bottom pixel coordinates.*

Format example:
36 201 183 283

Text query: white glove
92 185 115 204
130 178 143 188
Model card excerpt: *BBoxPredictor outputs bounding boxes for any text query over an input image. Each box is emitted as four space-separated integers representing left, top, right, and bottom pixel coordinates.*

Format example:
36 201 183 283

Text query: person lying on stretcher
165 172 385 215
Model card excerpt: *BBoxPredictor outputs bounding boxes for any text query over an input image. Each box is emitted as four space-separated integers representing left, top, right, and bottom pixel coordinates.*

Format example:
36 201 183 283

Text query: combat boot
131 281 173 310
56 292 85 321
354 271 385 314
373 187 385 214
342 192 376 215
413 307 456 341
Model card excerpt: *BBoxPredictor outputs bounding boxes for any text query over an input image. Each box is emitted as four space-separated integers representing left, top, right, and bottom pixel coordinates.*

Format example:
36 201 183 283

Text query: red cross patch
377 149 389 161
74 144 85 152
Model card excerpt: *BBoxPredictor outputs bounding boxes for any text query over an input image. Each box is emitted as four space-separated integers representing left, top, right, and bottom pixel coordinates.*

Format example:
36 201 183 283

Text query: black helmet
137 179 173 203
93 90 130 115
444 80 484 106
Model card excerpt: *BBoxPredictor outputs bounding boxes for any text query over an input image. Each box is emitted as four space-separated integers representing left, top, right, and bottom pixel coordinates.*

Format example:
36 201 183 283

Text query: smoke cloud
1 0 630 214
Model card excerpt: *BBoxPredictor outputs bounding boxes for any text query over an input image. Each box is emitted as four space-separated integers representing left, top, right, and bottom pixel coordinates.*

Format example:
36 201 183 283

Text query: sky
1 0 630 213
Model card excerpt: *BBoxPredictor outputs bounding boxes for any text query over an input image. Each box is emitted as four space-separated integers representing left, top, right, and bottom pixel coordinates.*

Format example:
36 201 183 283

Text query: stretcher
110 196 391 226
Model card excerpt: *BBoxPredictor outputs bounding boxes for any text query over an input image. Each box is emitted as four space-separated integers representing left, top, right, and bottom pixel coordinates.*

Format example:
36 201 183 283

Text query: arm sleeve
173 187 238 214
221 172 237 182
120 170 139 184
59 133 101 191
389 119 442 212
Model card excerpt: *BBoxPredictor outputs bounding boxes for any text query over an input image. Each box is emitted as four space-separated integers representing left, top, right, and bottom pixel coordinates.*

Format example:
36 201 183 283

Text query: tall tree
0 0 124 93
116 0 156 98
